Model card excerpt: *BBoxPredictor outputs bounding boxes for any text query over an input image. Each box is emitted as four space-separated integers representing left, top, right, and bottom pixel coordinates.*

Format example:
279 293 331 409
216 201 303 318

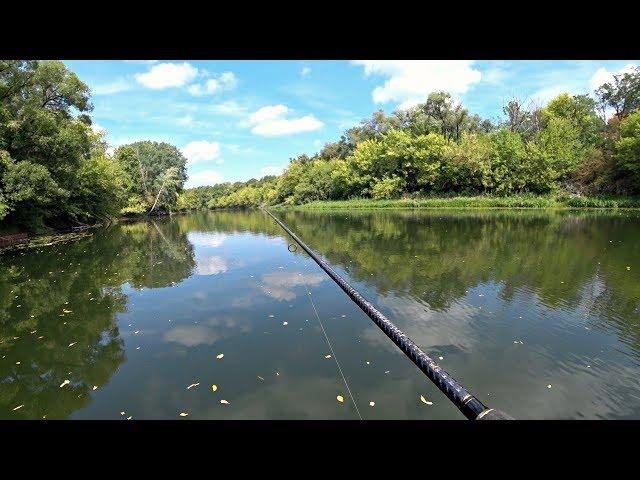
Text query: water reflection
2 209 640 419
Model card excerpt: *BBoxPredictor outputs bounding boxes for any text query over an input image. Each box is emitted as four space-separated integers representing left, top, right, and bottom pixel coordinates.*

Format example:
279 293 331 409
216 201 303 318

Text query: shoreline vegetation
270 195 640 210
2 60 640 237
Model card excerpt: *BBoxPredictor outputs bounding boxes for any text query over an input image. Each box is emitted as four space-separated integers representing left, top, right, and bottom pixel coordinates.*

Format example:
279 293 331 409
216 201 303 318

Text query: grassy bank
272 194 640 210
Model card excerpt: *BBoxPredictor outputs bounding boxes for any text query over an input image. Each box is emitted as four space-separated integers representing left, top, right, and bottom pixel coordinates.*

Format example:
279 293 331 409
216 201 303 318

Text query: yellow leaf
324 354 331 359
12 405 24 411
179 412 188 417
336 395 344 403
211 384 218 392
220 399 229 405
420 395 433 405
187 382 200 390
60 379 70 388
369 401 375 407
68 342 77 347
216 353 224 359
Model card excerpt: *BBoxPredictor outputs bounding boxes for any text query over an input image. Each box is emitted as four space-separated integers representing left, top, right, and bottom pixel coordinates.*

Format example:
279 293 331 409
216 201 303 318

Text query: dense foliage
176 66 640 210
0 60 186 232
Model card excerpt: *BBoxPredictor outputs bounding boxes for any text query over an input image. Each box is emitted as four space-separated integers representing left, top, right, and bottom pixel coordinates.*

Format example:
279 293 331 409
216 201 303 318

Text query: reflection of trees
176 210 282 237
0 218 195 418
276 210 640 350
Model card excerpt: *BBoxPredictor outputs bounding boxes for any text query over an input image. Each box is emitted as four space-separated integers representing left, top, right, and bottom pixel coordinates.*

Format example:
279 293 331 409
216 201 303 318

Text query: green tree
615 110 640 190
114 141 187 214
596 66 640 120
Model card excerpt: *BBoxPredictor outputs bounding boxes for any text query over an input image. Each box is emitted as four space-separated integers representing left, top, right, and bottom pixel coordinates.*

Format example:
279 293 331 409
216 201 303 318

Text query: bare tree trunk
149 176 167 214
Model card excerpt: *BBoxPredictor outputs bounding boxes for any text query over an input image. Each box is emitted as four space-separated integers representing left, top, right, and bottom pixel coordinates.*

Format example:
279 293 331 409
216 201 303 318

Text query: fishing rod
266 209 513 420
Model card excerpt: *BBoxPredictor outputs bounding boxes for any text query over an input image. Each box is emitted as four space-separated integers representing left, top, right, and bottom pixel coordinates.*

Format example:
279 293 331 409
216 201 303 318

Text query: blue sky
64 60 639 187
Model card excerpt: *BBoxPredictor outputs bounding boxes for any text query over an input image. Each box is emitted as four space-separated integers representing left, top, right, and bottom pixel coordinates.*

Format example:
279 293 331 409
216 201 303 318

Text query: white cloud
246 104 323 136
185 169 223 188
135 62 198 89
301 66 311 77
352 60 482 109
260 165 284 176
93 78 131 95
182 141 222 164
188 71 237 96
123 60 158 64
590 63 637 91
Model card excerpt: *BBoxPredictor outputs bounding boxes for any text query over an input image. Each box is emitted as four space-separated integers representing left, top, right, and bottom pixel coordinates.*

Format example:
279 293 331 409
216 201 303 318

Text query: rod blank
267 210 513 420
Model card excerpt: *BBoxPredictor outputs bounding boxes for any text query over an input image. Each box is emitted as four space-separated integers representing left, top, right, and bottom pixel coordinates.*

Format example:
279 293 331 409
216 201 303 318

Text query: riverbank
271 194 640 210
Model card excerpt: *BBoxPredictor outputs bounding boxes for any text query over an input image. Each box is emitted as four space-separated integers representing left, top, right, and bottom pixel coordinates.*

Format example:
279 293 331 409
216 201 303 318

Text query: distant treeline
177 67 640 210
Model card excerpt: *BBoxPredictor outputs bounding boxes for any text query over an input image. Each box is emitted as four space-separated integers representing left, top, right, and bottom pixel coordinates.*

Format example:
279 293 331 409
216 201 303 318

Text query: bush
371 175 406 199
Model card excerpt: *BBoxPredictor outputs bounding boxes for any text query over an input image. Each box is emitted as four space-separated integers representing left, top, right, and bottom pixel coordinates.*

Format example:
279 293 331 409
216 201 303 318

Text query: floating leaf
12 405 24 411
68 342 77 347
420 395 433 405
282 321 288 326
369 401 375 407
257 376 264 381
216 353 224 359
547 384 552 389
127 416 132 420
120 411 126 415
92 386 98 391
336 395 344 403
324 354 332 359
60 380 70 388
220 399 229 405
211 384 218 392
187 382 200 390
438 356 443 360
179 412 188 417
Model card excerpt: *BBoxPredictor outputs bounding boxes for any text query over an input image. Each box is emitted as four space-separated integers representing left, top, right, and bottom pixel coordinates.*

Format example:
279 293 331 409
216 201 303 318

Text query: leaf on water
336 395 344 403
627 266 631 270
62 309 72 313
420 395 433 405
220 399 229 405
68 342 77 347
438 356 443 360
324 354 331 359
283 321 288 326
211 384 218 392
93 386 98 390
12 405 24 411
369 401 375 407
120 411 126 415
216 353 224 359
60 380 70 388
127 416 132 420
547 384 552 389
179 412 188 417
384 370 390 374
257 376 264 381
134 330 140 335
187 383 200 390
268 315 274 318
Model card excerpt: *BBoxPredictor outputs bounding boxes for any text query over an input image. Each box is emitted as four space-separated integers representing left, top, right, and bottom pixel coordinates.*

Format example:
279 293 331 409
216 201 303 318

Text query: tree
543 93 603 146
114 141 187 214
615 110 640 191
596 66 640 120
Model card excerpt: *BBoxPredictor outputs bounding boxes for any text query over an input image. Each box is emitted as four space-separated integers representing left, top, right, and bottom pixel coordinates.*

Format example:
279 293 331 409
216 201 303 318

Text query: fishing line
302 267 363 420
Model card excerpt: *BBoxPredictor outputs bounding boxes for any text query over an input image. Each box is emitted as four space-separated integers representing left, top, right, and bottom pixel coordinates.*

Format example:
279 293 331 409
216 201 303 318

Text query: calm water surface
1 209 639 419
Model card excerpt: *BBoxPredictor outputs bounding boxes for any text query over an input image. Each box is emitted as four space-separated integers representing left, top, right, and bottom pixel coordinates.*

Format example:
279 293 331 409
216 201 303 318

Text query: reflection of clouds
196 255 228 275
369 294 477 352
259 271 325 301
163 325 220 347
188 232 227 248
163 316 249 347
